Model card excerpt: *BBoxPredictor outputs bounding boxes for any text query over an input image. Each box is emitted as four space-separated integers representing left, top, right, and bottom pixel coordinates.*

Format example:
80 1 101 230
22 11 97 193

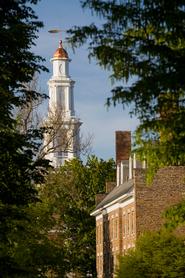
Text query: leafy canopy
42 156 116 277
0 0 50 276
116 230 185 278
67 0 185 179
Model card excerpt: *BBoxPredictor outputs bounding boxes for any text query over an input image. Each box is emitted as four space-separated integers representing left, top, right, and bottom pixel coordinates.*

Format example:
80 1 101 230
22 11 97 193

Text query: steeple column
44 40 82 167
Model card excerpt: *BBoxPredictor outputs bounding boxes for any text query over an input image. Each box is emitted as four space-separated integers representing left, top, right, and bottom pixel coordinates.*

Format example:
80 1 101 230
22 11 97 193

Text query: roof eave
90 191 134 217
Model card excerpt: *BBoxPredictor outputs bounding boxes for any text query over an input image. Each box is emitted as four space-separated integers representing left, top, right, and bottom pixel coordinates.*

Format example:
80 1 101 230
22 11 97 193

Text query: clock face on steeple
59 64 63 74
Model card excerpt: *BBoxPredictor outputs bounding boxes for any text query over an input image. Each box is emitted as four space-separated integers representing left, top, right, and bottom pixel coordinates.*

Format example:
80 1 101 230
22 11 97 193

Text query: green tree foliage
0 202 66 278
115 230 185 278
164 199 185 230
67 4 185 276
67 0 185 179
41 156 116 277
0 0 51 276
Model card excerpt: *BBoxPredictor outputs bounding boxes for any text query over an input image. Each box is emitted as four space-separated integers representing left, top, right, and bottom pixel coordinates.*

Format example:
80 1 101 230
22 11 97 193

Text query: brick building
91 131 185 278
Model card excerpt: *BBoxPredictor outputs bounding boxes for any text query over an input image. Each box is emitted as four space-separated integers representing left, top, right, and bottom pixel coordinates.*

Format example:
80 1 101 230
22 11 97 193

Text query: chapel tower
45 40 82 167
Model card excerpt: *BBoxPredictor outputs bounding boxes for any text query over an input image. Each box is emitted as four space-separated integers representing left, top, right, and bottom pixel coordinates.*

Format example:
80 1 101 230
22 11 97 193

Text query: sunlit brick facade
91 131 185 278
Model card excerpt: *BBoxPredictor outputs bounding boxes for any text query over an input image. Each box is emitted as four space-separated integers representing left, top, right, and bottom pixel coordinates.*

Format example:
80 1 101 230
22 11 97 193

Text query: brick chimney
116 131 131 164
116 131 131 185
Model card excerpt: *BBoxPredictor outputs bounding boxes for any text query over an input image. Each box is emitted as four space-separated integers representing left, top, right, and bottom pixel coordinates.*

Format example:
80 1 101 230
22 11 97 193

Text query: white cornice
48 78 75 85
91 190 134 217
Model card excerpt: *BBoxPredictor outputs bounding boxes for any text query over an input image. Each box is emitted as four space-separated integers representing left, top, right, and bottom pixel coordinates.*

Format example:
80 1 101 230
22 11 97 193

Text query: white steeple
44 40 82 167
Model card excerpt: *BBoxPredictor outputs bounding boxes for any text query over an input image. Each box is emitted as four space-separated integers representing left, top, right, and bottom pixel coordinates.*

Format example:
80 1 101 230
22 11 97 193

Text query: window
113 254 117 271
122 213 126 238
56 86 65 110
128 212 130 235
96 226 99 244
131 210 135 234
110 219 113 240
100 256 103 274
54 151 68 157
96 256 99 273
125 214 128 236
99 224 102 244
114 218 118 239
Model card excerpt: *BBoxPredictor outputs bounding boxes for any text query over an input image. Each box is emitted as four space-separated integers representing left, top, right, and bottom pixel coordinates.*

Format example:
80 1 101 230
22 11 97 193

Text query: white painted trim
117 165 120 186
96 214 103 221
92 192 134 217
133 153 136 168
107 197 134 213
120 161 123 185
129 156 132 179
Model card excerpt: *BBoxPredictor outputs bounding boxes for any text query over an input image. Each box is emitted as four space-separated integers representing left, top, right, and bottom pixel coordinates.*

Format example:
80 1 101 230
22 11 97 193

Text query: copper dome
53 40 68 59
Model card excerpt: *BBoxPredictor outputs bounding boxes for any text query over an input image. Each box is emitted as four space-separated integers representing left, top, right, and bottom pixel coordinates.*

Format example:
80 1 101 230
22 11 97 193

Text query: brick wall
96 218 103 277
96 166 185 277
115 131 131 164
96 202 136 277
134 166 185 236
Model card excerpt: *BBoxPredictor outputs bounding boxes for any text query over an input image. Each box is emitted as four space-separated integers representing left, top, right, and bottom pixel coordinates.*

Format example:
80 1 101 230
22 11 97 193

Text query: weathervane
48 28 67 48
48 28 64 34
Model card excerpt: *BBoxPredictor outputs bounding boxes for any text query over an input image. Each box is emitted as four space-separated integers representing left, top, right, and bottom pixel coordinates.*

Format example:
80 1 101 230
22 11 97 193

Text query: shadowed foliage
67 0 185 180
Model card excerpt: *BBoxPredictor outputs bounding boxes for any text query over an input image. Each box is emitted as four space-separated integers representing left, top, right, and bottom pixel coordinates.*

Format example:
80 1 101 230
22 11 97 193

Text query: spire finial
59 40 63 48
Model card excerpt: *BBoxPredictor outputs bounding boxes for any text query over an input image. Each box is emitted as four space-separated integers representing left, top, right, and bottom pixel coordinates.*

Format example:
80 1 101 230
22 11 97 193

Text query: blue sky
34 0 138 160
